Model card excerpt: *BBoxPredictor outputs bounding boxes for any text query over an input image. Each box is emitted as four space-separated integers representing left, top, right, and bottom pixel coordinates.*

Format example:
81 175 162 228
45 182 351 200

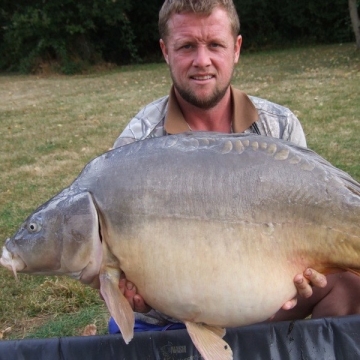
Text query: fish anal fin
345 268 360 277
313 266 360 277
100 267 135 344
184 321 233 360
312 266 346 276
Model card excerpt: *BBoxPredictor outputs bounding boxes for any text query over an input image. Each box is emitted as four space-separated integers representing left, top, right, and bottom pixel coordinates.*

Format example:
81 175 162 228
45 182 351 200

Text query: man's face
160 7 242 109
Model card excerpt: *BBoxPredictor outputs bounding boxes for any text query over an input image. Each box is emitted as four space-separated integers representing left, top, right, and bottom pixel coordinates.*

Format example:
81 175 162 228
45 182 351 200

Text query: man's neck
175 88 233 133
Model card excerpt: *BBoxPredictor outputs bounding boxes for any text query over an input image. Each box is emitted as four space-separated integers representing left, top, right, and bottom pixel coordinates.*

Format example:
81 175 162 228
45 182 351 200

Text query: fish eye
27 222 41 233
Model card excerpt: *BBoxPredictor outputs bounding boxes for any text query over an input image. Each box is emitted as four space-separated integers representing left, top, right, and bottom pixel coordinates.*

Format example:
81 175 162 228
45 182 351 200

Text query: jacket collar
164 85 258 134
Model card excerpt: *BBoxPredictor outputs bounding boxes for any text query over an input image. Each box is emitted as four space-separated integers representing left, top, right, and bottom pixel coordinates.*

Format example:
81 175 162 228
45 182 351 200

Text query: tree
0 0 137 73
349 0 360 49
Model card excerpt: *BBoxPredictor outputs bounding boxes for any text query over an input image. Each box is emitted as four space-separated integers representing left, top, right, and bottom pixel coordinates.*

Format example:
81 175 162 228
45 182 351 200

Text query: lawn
0 43 359 339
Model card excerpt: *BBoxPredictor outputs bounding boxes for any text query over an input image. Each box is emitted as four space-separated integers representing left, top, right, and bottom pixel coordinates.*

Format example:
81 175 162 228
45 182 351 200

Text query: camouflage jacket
113 86 306 148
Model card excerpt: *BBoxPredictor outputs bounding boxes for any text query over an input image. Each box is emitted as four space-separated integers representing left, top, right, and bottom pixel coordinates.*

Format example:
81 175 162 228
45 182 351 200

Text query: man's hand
118 278 151 313
281 268 327 310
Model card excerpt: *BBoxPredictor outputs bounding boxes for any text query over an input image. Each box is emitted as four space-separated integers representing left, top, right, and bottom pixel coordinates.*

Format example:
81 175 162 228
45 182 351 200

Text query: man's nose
193 46 211 67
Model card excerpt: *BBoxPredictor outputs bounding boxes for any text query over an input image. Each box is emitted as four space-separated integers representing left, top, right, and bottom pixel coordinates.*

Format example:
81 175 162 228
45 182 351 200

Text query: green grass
26 306 108 339
0 43 359 339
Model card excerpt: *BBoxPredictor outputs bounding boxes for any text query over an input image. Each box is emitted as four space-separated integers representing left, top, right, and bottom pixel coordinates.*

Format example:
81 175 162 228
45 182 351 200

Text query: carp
1 133 360 360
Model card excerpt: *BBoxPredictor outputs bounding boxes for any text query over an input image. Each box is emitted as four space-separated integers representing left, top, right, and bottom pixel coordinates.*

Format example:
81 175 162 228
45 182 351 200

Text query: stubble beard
170 71 232 110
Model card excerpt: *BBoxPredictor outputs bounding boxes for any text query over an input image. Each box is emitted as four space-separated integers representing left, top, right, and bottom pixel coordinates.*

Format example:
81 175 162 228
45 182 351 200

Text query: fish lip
0 244 26 277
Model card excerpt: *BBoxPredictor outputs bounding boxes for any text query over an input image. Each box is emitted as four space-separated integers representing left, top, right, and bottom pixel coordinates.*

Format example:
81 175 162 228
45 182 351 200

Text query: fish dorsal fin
184 321 233 360
100 266 135 344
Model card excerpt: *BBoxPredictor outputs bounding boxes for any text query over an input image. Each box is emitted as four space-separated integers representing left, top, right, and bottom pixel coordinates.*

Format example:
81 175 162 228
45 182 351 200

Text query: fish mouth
0 243 26 280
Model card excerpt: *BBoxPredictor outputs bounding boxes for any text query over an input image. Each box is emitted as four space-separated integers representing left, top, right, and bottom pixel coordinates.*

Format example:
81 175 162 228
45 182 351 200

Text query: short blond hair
159 0 240 40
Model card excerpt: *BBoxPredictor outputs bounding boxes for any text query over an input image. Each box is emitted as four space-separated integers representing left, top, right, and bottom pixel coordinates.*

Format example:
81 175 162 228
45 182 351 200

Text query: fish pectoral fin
184 321 233 360
100 268 135 344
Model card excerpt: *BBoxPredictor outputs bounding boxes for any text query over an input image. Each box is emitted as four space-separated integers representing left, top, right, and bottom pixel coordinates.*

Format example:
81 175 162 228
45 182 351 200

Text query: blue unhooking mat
1 315 360 359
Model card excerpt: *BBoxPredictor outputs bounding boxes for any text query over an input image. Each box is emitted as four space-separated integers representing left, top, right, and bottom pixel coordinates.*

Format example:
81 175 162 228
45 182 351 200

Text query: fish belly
109 218 310 327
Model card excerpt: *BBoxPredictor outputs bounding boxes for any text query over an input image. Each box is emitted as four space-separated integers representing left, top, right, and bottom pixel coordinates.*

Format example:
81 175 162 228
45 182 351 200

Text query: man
111 0 360 328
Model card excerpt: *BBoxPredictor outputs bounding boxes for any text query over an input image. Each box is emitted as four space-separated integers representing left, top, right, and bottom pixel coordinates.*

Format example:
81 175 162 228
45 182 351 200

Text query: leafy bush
0 0 137 73
235 0 354 48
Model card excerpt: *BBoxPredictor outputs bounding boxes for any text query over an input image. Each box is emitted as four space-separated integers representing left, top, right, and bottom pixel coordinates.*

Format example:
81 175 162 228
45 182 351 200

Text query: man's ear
234 35 242 64
160 39 169 64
